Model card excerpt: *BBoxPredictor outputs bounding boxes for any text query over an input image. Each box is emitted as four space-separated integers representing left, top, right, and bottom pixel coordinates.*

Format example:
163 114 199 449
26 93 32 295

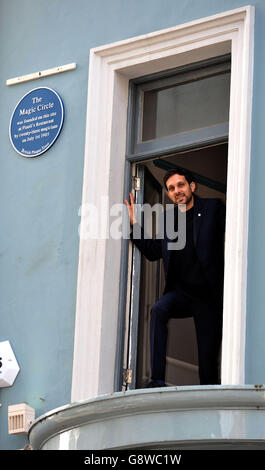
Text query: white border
9 87 64 158
71 6 255 401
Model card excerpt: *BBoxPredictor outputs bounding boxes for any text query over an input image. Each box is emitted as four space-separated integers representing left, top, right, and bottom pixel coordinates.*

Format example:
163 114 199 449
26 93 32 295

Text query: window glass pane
142 72 230 141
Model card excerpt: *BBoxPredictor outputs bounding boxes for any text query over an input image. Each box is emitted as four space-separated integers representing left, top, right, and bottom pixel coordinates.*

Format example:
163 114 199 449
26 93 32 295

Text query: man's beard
175 193 193 206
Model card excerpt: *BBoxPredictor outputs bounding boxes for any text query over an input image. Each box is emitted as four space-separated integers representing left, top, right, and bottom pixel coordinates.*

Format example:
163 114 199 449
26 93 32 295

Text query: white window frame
71 6 255 402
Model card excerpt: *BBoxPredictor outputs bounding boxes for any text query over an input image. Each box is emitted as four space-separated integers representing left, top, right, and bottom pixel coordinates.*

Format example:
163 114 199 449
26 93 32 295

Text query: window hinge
132 176 141 191
123 368 133 384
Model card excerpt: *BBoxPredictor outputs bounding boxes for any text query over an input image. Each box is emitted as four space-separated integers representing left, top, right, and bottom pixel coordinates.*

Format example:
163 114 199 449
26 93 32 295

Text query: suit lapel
193 195 203 247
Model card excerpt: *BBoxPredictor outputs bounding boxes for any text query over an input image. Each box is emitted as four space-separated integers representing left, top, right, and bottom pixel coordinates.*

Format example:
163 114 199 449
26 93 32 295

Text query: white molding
71 6 255 401
166 356 199 373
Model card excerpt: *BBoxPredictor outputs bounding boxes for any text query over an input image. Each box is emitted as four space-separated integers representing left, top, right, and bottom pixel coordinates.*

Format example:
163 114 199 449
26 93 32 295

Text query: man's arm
125 192 162 262
216 199 226 233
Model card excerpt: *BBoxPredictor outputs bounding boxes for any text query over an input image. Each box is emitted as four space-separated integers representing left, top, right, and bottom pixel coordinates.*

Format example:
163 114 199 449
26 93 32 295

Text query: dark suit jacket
130 195 225 305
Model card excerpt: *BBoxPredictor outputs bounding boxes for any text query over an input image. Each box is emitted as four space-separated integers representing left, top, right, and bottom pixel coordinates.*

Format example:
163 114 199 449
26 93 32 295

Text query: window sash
127 55 231 160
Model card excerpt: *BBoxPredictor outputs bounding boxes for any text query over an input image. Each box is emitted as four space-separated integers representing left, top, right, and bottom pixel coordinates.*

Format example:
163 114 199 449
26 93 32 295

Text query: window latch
123 368 133 384
132 176 141 191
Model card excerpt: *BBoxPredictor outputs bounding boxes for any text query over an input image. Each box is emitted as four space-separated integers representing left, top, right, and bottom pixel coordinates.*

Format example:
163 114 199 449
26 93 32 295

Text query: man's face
165 174 195 208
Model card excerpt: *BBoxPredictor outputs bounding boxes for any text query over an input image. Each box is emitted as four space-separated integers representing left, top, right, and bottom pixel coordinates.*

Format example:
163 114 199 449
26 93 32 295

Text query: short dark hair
163 168 195 190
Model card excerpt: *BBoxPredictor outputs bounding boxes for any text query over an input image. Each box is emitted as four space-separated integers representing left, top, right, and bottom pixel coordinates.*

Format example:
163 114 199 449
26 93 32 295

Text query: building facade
0 0 265 450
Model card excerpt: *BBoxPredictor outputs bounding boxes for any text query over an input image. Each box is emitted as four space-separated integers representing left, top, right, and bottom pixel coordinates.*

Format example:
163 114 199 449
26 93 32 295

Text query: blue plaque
9 87 64 157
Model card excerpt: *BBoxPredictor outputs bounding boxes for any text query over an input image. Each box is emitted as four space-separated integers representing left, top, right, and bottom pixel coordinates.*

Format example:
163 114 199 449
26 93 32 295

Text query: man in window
125 168 225 387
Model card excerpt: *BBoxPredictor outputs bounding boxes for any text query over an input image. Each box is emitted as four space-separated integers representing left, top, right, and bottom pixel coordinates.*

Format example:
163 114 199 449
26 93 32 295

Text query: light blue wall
0 0 264 450
244 2 265 384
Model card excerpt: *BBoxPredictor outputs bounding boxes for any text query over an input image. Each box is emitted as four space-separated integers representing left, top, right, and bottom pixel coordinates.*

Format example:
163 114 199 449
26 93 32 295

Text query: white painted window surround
71 6 255 402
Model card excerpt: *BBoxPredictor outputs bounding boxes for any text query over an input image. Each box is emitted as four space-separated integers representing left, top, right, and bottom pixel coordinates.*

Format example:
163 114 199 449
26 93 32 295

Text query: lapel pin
198 213 201 217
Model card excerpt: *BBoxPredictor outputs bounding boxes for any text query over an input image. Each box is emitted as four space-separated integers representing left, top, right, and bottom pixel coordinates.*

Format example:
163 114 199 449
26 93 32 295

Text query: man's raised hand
125 192 137 226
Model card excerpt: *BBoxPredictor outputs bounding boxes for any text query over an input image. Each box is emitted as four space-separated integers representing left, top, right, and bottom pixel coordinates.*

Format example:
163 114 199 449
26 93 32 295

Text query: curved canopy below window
29 385 265 450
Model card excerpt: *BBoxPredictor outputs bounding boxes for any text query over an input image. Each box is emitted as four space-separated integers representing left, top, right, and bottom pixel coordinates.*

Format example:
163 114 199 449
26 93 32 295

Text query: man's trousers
150 287 223 385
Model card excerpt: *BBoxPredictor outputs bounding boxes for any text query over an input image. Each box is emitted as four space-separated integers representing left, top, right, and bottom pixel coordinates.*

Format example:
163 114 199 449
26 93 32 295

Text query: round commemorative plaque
9 87 64 157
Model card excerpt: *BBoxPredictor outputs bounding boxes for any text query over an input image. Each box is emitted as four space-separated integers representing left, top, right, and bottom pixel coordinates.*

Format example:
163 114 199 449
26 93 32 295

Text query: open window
123 55 230 390
71 7 254 402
